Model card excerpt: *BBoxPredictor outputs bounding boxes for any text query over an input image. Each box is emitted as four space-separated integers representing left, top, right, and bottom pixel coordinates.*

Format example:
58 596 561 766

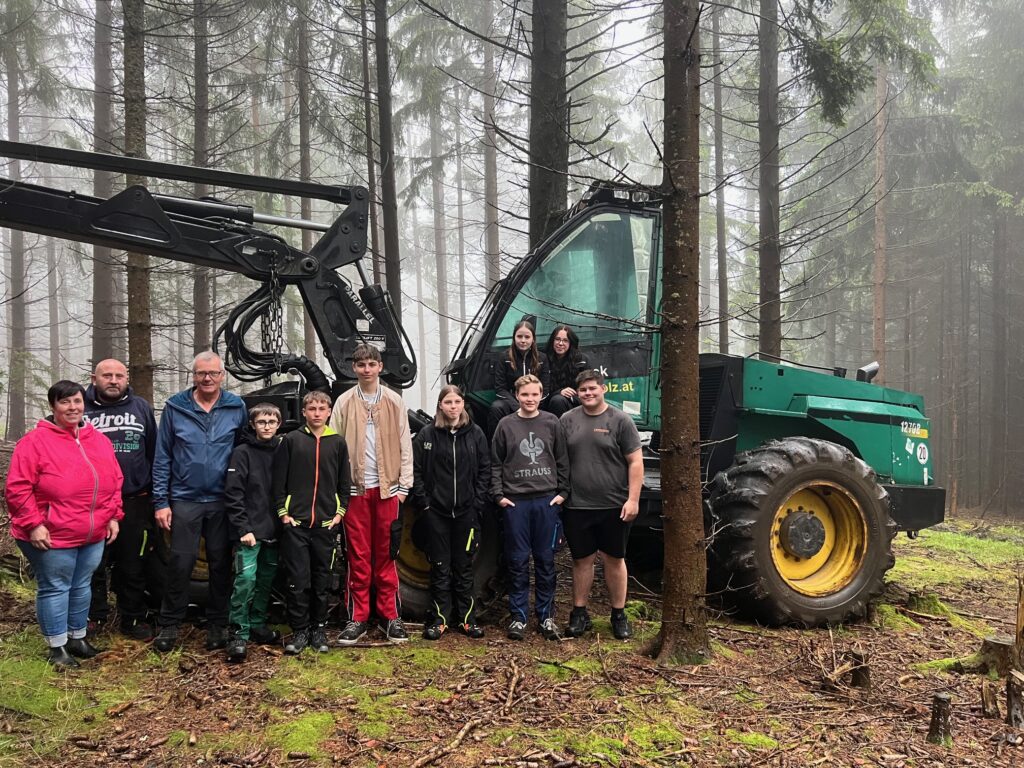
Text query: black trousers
158 500 232 628
425 509 480 627
90 495 159 623
281 525 336 630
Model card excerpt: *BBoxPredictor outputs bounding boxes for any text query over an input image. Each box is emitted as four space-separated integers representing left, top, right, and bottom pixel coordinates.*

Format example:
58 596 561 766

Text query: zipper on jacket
76 430 100 541
310 432 321 528
451 432 458 517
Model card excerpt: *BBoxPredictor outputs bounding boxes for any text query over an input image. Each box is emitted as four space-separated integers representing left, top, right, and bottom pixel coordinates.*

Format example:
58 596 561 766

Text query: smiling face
439 392 465 425
192 356 225 397
52 391 85 429
577 379 606 413
551 329 571 358
92 359 129 403
515 382 543 415
513 326 534 353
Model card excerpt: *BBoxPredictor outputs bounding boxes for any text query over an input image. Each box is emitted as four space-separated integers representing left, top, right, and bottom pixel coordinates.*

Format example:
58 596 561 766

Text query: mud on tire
708 437 895 627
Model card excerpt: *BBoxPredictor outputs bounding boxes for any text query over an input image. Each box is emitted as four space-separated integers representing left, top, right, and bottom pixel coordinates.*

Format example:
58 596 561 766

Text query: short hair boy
490 374 570 641
272 391 351 654
330 343 414 645
224 403 283 662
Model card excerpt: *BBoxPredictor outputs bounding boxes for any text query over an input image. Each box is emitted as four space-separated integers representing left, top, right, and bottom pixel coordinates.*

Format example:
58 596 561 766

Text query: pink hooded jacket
5 418 124 548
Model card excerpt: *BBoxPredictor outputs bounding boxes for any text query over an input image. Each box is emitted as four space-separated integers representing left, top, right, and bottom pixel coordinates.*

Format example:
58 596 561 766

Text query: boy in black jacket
224 403 283 662
273 391 351 654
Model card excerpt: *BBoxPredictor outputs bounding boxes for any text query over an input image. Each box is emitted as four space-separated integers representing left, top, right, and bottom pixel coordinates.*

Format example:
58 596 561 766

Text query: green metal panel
736 359 936 487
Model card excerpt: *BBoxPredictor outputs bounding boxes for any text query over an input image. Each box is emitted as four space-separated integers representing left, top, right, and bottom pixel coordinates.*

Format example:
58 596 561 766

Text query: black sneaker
337 620 368 646
458 622 485 639
66 637 101 658
120 618 154 641
153 626 178 653
539 617 561 641
422 623 445 641
611 610 632 640
381 618 409 644
284 629 309 655
310 626 330 653
205 624 228 651
566 607 593 638
47 645 80 668
249 625 282 645
226 634 247 663
507 619 527 641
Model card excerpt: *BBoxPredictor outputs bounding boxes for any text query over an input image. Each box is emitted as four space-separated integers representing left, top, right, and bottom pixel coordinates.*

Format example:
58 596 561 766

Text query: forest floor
3 514 1024 767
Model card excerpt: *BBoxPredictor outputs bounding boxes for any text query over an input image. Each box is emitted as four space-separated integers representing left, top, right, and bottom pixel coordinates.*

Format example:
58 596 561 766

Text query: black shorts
561 507 632 560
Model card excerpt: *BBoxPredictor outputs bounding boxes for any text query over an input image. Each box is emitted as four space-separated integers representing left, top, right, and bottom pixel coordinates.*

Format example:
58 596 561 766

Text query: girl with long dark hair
543 324 588 416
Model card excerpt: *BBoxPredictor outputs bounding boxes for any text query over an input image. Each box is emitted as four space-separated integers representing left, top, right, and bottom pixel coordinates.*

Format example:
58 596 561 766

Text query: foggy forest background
0 0 1021 515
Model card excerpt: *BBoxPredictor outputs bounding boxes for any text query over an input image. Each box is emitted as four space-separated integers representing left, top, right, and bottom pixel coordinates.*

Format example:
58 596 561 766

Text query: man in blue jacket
85 358 159 640
152 351 247 653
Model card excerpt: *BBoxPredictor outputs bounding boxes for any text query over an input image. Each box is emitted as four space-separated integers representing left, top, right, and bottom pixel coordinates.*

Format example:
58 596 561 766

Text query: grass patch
874 603 921 631
266 711 335 758
891 527 1023 591
725 729 778 749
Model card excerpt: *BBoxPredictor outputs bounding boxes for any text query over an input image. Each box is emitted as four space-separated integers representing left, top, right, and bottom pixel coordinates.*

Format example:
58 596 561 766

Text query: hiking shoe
66 637 101 658
153 626 178 653
284 629 309 655
507 619 527 641
249 625 282 645
47 645 80 669
611 610 632 640
337 620 368 646
458 622 485 639
539 617 561 641
226 634 247 663
381 618 409 644
566 607 593 638
310 626 330 653
422 623 445 641
120 618 154 641
205 624 228 651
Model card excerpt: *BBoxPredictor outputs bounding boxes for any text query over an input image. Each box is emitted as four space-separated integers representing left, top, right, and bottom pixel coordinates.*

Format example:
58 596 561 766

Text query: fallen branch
502 659 521 716
410 718 483 768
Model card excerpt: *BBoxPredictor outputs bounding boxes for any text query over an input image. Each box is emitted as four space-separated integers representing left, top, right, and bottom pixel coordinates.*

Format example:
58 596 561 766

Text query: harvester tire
708 437 895 626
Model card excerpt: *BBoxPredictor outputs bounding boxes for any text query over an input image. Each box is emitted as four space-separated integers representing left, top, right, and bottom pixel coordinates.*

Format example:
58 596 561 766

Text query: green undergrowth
537 657 602 680
725 729 779 750
905 593 990 637
891 524 1023 591
873 603 922 631
266 711 336 759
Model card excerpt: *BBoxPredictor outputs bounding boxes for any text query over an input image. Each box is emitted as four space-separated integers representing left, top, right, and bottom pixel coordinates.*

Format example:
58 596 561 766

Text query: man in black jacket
84 358 159 640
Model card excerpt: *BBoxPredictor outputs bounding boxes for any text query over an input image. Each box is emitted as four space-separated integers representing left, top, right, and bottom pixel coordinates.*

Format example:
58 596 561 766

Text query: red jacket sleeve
4 437 45 532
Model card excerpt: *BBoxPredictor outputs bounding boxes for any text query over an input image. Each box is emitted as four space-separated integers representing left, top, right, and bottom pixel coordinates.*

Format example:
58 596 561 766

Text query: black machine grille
698 364 725 479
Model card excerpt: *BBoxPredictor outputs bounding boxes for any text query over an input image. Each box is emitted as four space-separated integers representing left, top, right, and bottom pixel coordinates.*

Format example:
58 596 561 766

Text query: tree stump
848 648 871 690
982 680 1002 719
977 634 1016 677
1007 670 1024 728
926 692 952 746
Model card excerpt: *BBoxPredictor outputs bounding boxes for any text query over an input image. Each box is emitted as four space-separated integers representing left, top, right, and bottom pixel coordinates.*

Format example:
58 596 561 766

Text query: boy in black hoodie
224 403 283 662
273 391 351 654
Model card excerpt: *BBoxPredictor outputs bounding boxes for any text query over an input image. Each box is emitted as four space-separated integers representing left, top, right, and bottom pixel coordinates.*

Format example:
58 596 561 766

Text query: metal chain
267 257 285 372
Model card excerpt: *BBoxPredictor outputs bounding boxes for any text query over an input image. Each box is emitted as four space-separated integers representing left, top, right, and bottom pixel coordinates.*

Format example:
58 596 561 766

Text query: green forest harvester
0 143 945 627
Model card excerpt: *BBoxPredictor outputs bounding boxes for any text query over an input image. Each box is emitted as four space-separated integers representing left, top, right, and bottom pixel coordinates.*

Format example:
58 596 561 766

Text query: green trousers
228 541 278 639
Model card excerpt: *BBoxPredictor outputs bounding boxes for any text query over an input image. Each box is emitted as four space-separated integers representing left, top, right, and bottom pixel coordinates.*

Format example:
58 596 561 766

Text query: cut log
982 680 1002 719
1007 669 1024 728
926 692 952 746
977 634 1016 677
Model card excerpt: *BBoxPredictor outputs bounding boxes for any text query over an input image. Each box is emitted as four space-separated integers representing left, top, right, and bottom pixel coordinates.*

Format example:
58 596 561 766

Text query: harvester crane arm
0 140 415 390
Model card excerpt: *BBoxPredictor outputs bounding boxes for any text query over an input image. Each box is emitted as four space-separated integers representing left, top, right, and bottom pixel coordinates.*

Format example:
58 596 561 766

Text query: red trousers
344 487 401 622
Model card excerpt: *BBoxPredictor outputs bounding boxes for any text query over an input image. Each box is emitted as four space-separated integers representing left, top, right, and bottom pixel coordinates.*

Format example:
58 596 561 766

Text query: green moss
710 640 738 659
731 686 765 710
905 593 990 638
416 685 450 700
537 658 601 680
266 711 335 758
725 729 778 749
266 655 364 701
913 656 966 674
874 603 921 631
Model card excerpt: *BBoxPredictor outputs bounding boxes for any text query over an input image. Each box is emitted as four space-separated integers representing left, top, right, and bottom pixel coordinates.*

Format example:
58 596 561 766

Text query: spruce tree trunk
712 5 729 354
655 0 709 664
374 0 403 320
989 204 1007 509
455 114 467 331
298 6 317 361
360 0 383 285
757 0 782 359
193 0 212 353
91 0 117 364
528 0 569 249
482 0 500 286
430 106 449 362
124 0 154 402
871 64 888 383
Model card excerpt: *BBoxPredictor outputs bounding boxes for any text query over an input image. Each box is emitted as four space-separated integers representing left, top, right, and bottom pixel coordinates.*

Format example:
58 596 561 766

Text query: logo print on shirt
519 432 545 465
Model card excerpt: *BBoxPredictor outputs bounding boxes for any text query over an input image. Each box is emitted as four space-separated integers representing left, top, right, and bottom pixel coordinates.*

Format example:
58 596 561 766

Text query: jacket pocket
389 517 403 560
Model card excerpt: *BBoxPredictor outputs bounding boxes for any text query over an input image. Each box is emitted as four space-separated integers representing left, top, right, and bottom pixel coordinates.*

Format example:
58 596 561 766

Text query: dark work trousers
90 495 156 623
281 524 336 631
543 393 579 418
157 500 232 629
424 509 479 628
503 495 561 623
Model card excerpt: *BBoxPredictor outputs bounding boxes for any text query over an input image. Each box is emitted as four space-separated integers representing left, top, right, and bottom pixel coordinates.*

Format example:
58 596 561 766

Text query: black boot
47 646 80 668
66 637 101 658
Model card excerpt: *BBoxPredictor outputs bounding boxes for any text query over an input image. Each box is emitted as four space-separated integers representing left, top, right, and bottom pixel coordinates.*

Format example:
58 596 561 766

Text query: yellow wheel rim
395 503 431 589
770 481 867 596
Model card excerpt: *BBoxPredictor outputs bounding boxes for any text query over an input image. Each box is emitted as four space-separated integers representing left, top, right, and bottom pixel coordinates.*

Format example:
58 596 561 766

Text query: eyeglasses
193 370 223 379
254 420 279 427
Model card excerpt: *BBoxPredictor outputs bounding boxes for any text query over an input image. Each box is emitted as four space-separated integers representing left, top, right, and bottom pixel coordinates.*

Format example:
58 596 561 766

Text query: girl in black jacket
413 385 491 639
543 324 588 417
486 319 551 437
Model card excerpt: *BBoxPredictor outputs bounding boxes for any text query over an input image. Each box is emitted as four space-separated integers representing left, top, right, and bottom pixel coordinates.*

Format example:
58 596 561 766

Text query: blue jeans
503 495 561 622
17 539 104 648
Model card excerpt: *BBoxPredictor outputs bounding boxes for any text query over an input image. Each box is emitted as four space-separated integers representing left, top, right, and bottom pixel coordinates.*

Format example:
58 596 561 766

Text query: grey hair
192 350 222 372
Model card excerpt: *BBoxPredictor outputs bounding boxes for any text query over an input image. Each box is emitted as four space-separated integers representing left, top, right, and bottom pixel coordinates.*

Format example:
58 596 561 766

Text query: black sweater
548 353 589 392
412 423 490 516
272 426 351 528
490 411 569 501
494 349 552 401
224 428 282 541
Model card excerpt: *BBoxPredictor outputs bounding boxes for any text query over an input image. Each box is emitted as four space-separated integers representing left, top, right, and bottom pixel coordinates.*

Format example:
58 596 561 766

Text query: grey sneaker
381 618 409 644
337 620 368 646
284 629 309 655
539 617 561 641
507 619 527 641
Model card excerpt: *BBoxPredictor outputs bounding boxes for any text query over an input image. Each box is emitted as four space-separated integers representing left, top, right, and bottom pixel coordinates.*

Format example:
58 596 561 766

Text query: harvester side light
833 367 847 378
856 361 880 383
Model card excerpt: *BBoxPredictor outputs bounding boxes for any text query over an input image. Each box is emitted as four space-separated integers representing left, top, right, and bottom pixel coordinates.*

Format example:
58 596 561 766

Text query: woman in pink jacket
6 380 124 668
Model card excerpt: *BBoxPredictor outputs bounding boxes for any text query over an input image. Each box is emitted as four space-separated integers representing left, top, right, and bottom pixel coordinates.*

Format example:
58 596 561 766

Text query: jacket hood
36 417 95 437
85 383 138 408
238 426 281 450
165 386 245 413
